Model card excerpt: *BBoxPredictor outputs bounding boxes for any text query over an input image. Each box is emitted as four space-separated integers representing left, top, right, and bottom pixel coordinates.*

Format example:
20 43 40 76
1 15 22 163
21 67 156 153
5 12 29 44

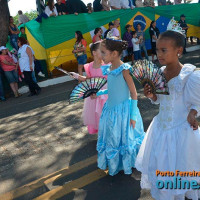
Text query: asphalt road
0 50 199 200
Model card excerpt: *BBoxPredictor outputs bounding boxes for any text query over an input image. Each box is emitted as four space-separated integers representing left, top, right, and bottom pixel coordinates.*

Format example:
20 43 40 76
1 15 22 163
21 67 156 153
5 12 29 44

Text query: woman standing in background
73 31 87 76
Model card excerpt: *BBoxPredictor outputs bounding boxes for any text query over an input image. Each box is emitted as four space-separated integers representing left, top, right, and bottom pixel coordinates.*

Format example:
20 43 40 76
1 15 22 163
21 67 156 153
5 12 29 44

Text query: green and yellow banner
24 3 200 71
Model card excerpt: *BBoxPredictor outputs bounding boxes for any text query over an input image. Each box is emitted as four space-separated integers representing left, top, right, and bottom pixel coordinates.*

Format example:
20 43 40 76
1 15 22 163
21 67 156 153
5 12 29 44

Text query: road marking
33 169 108 200
0 155 97 200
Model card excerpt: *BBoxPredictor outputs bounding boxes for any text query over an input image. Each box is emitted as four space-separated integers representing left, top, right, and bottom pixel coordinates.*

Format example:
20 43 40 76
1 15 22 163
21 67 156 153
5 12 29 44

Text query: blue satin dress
97 63 145 176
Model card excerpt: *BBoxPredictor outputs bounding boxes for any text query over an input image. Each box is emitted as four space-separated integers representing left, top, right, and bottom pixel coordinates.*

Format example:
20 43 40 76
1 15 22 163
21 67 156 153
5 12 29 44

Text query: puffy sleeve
184 70 200 117
81 39 87 48
84 63 91 78
101 65 111 75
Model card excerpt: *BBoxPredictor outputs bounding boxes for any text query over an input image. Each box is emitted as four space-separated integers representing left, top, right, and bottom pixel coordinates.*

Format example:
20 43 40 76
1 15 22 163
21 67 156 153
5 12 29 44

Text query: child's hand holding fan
130 60 169 95
69 77 107 104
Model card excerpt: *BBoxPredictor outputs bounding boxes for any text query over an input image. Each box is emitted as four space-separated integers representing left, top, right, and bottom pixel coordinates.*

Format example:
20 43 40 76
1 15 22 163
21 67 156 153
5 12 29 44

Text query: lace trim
101 63 131 76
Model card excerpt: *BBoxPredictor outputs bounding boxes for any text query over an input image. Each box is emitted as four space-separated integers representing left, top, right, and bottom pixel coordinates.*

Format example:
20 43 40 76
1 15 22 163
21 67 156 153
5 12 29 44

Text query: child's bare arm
69 72 86 81
123 69 137 100
135 39 141 44
78 75 87 82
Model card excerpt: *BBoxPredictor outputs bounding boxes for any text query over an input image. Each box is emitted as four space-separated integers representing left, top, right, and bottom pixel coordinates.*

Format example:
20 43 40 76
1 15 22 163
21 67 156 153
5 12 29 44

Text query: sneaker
38 72 45 77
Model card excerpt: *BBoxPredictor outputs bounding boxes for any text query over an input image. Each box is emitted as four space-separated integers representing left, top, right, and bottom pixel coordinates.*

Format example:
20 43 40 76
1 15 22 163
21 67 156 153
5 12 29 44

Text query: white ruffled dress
135 64 200 200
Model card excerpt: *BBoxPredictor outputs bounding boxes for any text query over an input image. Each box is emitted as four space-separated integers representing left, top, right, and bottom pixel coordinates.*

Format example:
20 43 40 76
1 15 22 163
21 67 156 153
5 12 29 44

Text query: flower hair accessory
89 40 103 48
167 17 185 35
106 37 122 42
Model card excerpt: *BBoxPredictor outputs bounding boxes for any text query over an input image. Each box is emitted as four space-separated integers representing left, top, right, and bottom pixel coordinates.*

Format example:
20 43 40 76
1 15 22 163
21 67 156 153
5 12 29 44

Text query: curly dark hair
18 37 28 46
158 30 185 48
94 28 101 35
101 37 128 55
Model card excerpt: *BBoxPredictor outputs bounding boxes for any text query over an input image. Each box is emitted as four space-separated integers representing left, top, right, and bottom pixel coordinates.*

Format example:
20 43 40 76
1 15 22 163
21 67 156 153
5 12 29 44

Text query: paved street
0 50 199 200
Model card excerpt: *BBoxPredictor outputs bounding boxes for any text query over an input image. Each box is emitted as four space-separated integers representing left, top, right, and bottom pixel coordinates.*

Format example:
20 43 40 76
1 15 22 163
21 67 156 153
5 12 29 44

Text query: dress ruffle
101 63 131 76
161 64 196 93
136 118 200 200
136 64 200 200
184 69 200 117
82 62 108 134
97 99 145 176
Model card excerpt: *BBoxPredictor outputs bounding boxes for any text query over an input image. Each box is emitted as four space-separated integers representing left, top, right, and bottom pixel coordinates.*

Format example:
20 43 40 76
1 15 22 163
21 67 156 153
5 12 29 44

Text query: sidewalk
18 45 200 94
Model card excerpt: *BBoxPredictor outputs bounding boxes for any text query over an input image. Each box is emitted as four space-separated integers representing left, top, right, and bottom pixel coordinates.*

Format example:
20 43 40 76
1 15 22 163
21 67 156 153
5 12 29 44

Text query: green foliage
13 10 38 25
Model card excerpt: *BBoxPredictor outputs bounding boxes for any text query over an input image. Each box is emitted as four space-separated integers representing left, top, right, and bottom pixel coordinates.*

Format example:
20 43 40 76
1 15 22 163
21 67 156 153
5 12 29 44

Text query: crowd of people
36 0 189 18
1 2 200 200
68 24 200 200
0 11 45 101
72 13 195 75
0 37 42 100
1 0 199 101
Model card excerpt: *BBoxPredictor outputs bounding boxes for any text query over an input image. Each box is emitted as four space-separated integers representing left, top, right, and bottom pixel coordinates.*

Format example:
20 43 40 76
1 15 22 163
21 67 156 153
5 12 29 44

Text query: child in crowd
70 42 108 134
136 30 200 200
132 31 142 61
93 37 145 176
71 42 108 134
123 24 134 64
19 27 27 40
136 23 149 60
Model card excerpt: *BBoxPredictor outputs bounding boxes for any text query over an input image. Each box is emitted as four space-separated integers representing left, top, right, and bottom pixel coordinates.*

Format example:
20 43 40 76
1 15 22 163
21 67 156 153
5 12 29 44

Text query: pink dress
82 61 108 134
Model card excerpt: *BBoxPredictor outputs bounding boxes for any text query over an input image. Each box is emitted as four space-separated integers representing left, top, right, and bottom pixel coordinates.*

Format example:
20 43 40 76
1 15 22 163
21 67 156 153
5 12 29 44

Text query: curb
18 45 200 94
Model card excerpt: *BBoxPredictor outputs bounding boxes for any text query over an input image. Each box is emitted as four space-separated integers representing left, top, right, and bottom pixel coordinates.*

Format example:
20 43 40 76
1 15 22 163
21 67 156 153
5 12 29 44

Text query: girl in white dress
135 30 200 200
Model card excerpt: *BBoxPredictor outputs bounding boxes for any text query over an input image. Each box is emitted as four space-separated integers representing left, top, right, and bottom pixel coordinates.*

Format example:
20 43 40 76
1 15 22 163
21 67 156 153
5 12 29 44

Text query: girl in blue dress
94 37 145 176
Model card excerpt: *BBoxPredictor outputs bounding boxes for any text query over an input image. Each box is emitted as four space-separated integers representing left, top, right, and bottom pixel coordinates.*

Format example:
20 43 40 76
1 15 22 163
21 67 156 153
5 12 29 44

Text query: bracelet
96 89 108 96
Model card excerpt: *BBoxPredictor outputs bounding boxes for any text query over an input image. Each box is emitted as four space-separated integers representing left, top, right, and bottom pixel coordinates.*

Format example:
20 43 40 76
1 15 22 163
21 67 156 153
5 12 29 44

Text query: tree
0 0 10 46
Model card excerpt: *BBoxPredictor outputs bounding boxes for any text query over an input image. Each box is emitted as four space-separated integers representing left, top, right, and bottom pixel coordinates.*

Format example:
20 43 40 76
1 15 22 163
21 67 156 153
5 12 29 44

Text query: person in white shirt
102 0 111 11
131 31 142 60
109 20 121 38
45 0 58 17
18 10 29 26
17 37 41 97
120 0 135 9
110 0 121 9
